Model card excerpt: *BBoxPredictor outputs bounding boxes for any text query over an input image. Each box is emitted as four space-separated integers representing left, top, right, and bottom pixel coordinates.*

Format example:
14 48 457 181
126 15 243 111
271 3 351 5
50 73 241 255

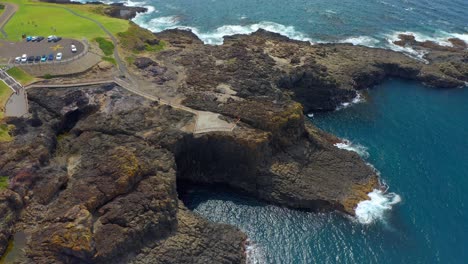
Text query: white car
31 36 38 42
21 54 27 63
14 57 21 63
71 44 77 53
56 53 62 61
47 35 56 42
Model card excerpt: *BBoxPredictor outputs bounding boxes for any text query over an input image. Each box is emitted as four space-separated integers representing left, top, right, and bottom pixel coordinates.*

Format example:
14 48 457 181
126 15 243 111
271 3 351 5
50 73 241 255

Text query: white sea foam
339 36 380 47
355 189 401 224
333 139 369 159
451 33 468 44
245 239 267 264
336 92 364 110
188 22 313 45
133 14 314 45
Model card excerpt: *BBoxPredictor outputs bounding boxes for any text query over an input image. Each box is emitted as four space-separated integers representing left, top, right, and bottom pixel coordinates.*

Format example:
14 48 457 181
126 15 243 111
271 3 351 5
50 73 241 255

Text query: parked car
15 57 21 63
71 44 77 53
34 56 41 63
26 36 32 42
21 54 27 63
48 53 54 61
53 37 62 42
56 53 62 61
27 56 34 63
41 55 47 62
31 36 38 42
47 35 56 42
37 36 45 42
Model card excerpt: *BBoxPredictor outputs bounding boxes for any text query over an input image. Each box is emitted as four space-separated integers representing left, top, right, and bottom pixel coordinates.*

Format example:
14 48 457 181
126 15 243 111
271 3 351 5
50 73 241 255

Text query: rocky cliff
0 28 466 263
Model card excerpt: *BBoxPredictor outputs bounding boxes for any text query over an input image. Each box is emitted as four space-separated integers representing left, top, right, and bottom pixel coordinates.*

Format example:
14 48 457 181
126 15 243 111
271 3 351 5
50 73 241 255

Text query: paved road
0 2 18 38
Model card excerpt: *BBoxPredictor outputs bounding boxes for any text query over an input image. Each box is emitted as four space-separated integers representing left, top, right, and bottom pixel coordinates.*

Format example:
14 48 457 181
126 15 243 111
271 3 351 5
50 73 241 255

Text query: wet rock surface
1 29 466 263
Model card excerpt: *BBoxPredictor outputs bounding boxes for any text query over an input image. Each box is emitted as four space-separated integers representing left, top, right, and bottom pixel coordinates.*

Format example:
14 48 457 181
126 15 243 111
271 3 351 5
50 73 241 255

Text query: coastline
0 1 467 263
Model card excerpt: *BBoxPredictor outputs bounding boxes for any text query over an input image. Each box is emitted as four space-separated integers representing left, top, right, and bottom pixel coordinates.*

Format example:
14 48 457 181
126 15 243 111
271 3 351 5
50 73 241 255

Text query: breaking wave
383 31 468 62
245 239 267 264
338 36 380 47
134 16 314 45
333 138 369 159
355 189 402 224
333 139 401 224
336 92 364 111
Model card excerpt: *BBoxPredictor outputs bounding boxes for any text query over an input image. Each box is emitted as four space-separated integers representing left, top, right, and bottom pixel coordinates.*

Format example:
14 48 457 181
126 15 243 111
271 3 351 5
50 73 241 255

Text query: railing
0 69 22 93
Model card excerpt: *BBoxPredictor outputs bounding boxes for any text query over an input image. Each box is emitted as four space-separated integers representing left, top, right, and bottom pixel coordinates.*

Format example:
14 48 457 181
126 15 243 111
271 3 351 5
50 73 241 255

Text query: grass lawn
3 0 129 41
6 67 35 85
0 81 13 142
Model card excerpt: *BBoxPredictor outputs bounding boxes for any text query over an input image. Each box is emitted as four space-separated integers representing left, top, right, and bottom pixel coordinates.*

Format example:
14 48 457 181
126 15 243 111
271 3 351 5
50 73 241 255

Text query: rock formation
0 28 466 263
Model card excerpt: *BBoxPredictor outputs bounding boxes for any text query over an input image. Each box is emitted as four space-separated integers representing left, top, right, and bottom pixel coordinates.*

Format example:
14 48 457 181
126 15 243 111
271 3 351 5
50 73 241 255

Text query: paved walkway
2 2 236 133
4 87 28 117
1 68 28 117
0 2 18 38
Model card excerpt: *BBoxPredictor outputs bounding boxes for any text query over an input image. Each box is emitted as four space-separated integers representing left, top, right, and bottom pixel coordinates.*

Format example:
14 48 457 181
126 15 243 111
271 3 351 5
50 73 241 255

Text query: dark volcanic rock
1 28 466 263
104 5 148 20
134 57 157 69
0 86 245 263
393 33 467 53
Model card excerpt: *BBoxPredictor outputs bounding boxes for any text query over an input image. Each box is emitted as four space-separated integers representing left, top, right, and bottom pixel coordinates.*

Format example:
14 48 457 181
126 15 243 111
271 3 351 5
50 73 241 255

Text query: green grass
0 80 13 115
94 37 114 56
102 56 116 65
144 41 166 52
117 22 164 53
0 81 13 142
0 176 8 190
3 0 129 41
6 67 34 85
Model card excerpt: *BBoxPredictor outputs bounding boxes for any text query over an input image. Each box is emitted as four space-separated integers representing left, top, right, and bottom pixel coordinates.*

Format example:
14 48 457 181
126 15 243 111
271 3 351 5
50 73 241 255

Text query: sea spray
245 239 267 264
333 140 401 224
336 92 364 111
355 189 401 224
333 139 370 159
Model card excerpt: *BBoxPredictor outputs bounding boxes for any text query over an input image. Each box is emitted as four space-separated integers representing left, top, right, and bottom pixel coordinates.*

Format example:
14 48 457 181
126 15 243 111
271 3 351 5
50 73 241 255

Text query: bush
94 37 115 56
0 176 8 190
102 56 116 65
43 74 53 79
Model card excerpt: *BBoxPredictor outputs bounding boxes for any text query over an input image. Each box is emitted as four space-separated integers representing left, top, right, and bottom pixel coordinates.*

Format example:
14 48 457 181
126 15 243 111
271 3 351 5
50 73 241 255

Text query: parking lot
0 38 85 64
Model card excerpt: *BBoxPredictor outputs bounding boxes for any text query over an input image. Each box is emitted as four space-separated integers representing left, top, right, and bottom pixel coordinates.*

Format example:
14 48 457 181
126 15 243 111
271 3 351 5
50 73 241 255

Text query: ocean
183 80 468 263
124 0 467 57
96 0 467 263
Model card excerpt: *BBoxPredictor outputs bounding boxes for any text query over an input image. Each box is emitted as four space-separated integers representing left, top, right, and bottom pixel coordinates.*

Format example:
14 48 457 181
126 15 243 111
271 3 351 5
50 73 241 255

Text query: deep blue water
184 80 468 264
123 0 467 47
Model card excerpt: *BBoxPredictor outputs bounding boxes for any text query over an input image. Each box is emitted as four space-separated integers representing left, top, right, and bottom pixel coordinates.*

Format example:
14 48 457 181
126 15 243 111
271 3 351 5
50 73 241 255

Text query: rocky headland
0 20 467 263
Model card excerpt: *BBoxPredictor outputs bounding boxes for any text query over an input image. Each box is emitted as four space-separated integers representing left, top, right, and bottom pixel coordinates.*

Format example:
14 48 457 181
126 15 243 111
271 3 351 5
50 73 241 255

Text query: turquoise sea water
183 80 468 263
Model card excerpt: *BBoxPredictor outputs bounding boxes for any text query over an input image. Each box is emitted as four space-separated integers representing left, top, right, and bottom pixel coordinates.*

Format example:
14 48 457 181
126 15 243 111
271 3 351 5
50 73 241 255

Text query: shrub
0 176 8 190
94 37 115 56
102 56 116 65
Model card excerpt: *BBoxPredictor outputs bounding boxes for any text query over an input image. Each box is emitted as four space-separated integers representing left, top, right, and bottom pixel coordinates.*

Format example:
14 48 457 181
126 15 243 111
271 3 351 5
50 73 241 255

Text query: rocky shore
0 23 467 263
